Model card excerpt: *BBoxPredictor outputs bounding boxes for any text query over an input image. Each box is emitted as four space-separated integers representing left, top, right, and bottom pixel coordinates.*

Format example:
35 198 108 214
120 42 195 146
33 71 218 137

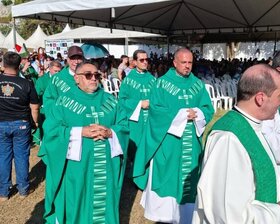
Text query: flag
15 43 29 58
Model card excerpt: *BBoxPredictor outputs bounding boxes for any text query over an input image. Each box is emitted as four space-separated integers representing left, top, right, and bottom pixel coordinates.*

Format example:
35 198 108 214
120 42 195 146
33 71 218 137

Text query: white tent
11 0 280 43
1 27 25 50
25 25 48 49
0 32 6 47
62 23 71 33
46 26 162 40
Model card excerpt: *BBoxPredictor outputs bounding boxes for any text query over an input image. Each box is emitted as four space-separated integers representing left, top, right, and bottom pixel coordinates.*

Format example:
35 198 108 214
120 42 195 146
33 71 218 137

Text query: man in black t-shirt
0 52 39 202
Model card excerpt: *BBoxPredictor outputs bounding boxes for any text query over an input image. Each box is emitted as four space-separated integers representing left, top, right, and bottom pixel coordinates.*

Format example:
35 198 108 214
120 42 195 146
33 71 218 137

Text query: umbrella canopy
81 43 110 59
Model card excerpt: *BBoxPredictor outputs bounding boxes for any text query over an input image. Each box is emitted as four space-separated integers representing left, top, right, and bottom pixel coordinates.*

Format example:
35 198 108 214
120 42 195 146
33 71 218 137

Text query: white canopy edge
46 26 163 40
12 0 170 17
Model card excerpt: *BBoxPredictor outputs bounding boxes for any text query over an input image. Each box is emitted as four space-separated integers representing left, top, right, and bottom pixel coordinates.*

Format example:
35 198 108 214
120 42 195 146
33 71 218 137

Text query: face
74 64 99 93
49 65 62 75
67 55 84 72
135 53 148 72
123 57 129 64
262 74 280 119
173 50 193 76
129 58 135 67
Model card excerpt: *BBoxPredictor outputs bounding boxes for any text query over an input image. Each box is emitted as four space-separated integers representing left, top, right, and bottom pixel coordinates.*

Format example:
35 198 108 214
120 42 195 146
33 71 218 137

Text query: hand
82 124 112 140
141 100 149 109
187 108 197 120
22 61 31 72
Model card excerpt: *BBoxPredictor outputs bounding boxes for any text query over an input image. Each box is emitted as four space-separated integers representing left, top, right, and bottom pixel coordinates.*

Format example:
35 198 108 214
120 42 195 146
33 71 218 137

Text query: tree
1 0 13 6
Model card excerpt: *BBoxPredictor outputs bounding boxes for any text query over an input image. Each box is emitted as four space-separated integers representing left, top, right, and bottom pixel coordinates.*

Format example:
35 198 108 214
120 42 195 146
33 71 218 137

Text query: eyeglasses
77 71 101 80
138 58 149 63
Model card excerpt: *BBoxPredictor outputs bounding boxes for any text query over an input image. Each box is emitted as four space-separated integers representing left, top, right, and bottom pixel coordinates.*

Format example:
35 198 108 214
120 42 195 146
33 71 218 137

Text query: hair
3 52 21 70
75 61 97 74
174 47 192 60
133 50 147 60
272 51 280 69
49 60 62 69
237 64 278 101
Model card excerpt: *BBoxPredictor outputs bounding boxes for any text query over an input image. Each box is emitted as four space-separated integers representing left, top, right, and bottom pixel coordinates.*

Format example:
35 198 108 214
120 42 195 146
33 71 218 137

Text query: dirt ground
0 146 155 224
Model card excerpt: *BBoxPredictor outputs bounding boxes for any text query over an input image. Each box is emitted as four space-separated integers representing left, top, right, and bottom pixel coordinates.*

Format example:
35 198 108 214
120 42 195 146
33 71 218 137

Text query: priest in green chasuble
43 46 84 116
39 62 129 224
118 50 156 166
133 48 214 223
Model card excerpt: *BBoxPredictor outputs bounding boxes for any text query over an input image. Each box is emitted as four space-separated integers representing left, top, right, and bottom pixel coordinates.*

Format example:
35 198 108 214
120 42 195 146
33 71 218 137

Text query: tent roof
25 25 48 49
0 27 25 50
46 25 163 40
12 0 280 43
62 23 71 33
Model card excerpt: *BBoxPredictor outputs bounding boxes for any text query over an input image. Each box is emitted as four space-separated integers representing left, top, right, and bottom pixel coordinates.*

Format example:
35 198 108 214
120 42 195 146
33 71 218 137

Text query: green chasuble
32 72 51 145
119 68 156 150
43 67 76 116
35 71 51 110
38 87 129 224
133 68 214 204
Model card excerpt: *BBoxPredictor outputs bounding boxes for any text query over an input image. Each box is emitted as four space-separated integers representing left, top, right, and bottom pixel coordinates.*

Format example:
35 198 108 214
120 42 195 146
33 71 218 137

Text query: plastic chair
205 84 221 112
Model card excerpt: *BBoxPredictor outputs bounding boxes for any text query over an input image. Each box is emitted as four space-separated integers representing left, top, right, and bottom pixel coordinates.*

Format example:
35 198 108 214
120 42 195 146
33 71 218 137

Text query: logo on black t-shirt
1 84 14 96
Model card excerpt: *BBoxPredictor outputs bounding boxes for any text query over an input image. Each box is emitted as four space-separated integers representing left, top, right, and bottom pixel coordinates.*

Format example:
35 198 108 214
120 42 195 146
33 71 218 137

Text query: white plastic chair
102 78 115 95
215 83 233 110
112 78 121 97
205 84 221 112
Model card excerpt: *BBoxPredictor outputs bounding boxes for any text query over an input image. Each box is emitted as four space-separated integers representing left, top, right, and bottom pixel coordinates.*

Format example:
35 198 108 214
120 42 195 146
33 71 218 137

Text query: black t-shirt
0 74 39 121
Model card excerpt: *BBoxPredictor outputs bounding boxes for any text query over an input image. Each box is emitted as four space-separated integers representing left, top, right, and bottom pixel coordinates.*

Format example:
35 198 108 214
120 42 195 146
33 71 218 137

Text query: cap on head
67 46 84 58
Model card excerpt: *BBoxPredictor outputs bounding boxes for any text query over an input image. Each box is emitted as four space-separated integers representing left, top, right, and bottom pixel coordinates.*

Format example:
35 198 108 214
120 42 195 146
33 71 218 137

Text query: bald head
237 64 280 102
173 48 193 76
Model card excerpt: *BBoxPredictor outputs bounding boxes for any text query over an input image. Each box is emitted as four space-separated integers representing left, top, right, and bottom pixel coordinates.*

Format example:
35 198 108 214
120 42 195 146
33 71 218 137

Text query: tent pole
124 37 128 55
273 32 277 54
13 18 17 49
167 36 170 60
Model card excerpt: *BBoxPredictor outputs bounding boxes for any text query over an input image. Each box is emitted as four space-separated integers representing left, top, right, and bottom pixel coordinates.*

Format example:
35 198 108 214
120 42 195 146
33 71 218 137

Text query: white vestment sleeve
262 112 280 164
193 107 206 137
129 101 142 121
167 108 188 137
108 129 123 158
193 131 280 224
66 127 82 161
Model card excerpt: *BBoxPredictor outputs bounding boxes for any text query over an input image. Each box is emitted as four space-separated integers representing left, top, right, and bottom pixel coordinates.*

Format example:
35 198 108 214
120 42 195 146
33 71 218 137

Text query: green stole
211 110 277 203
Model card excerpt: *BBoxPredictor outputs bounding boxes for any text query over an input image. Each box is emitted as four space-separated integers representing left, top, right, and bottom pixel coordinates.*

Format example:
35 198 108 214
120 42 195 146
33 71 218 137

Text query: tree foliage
1 0 13 6
16 19 66 39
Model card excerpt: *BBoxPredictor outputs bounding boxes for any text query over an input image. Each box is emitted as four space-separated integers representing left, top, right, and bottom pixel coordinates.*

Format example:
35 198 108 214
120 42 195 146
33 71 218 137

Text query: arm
30 103 39 127
194 131 280 223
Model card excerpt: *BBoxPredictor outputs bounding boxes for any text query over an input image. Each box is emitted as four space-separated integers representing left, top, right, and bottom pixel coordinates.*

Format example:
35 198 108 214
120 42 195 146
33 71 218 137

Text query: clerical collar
233 106 261 124
69 69 75 76
136 69 146 74
175 71 190 78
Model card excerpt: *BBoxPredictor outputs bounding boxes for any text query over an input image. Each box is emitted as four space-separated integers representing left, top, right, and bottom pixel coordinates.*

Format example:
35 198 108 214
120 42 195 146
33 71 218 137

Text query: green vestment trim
211 110 277 203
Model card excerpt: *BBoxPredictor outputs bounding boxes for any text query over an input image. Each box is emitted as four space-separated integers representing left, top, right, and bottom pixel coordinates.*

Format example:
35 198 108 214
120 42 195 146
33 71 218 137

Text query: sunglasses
138 58 149 63
77 71 101 80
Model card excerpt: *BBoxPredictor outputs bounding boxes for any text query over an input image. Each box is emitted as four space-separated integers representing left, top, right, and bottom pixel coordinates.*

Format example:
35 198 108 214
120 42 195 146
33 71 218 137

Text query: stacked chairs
112 78 121 97
205 83 221 112
202 74 238 111
101 78 122 97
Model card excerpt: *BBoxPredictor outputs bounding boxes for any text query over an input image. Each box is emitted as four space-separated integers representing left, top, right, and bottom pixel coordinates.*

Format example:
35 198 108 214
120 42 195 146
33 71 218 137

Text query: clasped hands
187 108 197 120
141 100 149 109
82 124 112 141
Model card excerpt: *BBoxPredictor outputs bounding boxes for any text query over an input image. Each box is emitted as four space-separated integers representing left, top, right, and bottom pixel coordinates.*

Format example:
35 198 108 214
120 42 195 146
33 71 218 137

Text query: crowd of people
0 44 280 224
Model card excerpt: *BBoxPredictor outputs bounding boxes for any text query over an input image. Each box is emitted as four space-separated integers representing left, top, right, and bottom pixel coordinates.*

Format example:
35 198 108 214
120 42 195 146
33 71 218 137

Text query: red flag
15 44 22 53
